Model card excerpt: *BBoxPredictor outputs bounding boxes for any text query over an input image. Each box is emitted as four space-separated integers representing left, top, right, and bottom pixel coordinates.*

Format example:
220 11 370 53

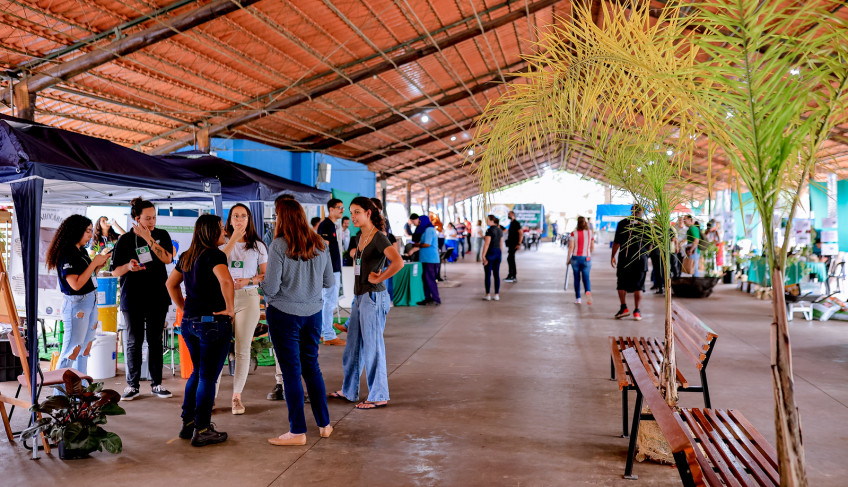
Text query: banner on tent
10 205 86 318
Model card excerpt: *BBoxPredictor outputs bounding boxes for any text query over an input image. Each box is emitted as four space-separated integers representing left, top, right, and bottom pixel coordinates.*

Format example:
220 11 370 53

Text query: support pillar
406 180 412 217
197 125 210 153
425 187 431 217
13 82 36 121
381 179 387 213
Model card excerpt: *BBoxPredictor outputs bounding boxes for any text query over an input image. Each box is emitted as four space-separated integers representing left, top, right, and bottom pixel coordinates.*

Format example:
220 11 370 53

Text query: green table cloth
392 262 425 306
746 258 827 286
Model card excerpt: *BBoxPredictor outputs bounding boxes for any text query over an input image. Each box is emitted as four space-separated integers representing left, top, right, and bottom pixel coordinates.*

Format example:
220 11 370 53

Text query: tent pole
11 178 44 460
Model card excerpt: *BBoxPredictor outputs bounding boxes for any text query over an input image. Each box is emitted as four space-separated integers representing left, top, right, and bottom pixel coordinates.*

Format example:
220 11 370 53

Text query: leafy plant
471 1 702 406
21 370 125 455
687 1 848 483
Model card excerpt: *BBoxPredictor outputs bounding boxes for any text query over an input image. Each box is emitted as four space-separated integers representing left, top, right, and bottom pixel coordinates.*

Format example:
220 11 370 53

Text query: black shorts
617 261 647 293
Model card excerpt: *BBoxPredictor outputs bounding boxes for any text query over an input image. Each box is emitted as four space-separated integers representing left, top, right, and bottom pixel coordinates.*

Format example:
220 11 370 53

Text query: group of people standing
47 194 402 448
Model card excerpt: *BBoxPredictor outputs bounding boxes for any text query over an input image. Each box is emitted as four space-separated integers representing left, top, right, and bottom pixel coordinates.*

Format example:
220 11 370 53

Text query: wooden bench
621 347 778 485
609 301 718 437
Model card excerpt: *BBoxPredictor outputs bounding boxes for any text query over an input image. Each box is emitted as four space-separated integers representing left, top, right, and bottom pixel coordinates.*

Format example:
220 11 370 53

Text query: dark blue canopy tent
0 116 221 457
157 150 331 235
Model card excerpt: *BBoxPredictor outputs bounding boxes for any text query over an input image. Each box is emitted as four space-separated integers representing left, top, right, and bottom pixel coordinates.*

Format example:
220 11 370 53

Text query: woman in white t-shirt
219 204 268 415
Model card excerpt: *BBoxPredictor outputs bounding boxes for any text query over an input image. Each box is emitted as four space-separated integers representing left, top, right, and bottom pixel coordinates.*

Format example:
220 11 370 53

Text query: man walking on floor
610 204 650 321
317 198 346 345
504 210 523 283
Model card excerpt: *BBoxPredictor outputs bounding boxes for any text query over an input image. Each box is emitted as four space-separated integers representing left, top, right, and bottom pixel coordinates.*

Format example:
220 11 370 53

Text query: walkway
2 243 846 485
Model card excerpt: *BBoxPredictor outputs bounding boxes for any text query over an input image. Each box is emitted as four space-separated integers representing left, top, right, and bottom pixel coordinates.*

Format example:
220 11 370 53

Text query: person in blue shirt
409 215 441 305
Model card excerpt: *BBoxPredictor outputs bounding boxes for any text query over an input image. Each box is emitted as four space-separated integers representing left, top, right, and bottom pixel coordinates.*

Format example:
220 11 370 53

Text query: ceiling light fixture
450 136 457 141
420 114 430 123
468 149 475 156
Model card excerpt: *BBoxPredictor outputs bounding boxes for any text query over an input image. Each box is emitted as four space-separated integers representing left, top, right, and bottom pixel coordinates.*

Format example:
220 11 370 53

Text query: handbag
682 256 695 275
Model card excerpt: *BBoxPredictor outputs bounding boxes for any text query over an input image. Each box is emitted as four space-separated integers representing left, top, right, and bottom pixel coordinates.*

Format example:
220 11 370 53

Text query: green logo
232 261 243 268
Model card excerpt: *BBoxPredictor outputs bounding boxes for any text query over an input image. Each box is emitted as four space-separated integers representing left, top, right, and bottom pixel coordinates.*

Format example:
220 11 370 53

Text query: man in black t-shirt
111 201 174 401
317 198 345 346
504 211 523 282
611 205 649 321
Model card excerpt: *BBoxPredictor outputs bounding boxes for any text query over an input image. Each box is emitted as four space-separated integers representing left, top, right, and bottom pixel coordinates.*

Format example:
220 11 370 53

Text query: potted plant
21 370 125 459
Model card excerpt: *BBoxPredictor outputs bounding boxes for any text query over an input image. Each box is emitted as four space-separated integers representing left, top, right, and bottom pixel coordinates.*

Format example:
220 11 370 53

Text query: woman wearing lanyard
46 215 110 373
218 204 267 415
111 197 174 401
329 197 403 410
166 214 234 447
261 198 334 445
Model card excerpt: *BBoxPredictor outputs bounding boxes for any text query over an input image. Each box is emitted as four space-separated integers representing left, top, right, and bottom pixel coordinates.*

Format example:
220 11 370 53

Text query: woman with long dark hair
329 197 403 410
46 215 110 373
111 197 174 401
91 216 124 249
166 214 234 447
261 198 334 445
216 203 267 415
567 216 594 304
480 215 503 301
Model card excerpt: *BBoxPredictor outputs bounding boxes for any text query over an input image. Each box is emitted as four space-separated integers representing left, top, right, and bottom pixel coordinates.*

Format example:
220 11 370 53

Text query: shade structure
156 150 331 205
0 114 221 457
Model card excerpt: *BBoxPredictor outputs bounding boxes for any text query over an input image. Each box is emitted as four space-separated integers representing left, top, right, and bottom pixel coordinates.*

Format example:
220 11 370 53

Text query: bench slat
713 409 779 486
681 409 745 487
610 336 629 390
691 408 750 486
676 409 727 486
727 410 779 472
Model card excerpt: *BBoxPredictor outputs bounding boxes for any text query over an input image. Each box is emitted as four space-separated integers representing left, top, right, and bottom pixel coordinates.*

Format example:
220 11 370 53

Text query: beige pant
216 287 260 397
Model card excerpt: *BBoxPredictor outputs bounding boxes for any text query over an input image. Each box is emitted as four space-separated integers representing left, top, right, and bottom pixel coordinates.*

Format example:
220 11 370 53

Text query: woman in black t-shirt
46 215 110 374
330 197 403 410
166 214 234 447
480 215 504 301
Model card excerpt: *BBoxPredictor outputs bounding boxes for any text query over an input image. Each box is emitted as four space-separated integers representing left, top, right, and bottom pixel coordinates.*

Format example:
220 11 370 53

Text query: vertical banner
823 173 839 256
10 204 86 318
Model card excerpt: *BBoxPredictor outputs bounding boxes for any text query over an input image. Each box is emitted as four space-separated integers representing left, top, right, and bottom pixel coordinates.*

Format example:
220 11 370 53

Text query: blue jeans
59 291 98 374
342 290 390 402
266 306 330 434
181 315 232 430
320 272 341 341
691 252 702 277
484 250 501 294
570 256 592 299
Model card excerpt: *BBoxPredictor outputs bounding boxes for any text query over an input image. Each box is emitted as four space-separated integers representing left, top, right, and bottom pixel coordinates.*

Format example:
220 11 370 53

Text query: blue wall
207 138 375 198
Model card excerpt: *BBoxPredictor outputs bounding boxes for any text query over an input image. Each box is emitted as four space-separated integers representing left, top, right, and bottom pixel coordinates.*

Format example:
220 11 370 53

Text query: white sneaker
575 298 582 304
494 295 500 301
482 295 491 301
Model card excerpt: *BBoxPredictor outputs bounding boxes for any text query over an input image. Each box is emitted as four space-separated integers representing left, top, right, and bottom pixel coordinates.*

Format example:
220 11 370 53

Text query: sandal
355 401 387 410
328 391 348 400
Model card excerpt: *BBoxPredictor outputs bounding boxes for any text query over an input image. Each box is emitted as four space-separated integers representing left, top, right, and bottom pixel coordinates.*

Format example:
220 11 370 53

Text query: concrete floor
2 243 847 486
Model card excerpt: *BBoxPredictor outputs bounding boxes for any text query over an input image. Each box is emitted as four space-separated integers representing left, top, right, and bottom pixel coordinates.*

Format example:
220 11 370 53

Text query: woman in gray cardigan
261 198 334 446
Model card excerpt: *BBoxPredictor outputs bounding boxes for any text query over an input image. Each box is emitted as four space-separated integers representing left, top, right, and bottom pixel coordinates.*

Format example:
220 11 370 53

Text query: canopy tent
157 150 331 235
0 115 221 457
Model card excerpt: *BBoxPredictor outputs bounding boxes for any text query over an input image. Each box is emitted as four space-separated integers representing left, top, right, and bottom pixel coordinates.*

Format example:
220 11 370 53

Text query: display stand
0 255 50 453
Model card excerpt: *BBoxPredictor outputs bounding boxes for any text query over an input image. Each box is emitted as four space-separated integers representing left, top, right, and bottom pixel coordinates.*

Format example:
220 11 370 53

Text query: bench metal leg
610 356 615 381
621 389 629 438
623 392 643 479
700 370 711 409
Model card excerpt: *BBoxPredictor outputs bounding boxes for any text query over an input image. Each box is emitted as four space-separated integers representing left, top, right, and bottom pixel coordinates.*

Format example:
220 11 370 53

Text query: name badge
230 260 244 279
136 246 153 264
354 258 361 276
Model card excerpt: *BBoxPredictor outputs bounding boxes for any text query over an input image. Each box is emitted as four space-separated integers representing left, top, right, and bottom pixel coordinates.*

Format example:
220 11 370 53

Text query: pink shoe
585 292 592 305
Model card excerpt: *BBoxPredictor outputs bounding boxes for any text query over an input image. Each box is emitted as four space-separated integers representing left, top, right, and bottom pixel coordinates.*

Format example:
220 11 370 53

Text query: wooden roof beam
148 0 563 154
0 0 260 105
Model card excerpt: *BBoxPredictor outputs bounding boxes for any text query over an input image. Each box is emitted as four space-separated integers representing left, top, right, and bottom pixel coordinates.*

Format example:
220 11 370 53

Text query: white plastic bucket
88 332 117 380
